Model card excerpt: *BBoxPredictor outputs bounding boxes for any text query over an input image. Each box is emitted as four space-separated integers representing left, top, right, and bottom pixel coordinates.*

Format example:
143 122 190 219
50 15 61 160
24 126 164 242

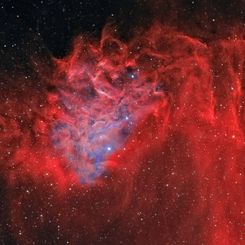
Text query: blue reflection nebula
51 104 133 183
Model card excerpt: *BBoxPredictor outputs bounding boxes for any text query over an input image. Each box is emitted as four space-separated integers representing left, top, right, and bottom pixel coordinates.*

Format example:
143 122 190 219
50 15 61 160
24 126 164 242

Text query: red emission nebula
0 23 245 244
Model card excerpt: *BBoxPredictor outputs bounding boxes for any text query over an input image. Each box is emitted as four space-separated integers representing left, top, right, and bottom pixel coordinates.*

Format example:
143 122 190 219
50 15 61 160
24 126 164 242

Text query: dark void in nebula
0 1 245 244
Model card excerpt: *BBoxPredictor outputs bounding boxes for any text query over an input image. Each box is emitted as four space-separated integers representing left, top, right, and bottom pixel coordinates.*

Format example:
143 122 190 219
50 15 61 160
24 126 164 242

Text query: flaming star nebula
0 1 245 244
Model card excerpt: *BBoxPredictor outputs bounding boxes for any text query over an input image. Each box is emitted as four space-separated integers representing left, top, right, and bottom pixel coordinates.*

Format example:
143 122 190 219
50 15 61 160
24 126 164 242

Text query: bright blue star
107 146 112 151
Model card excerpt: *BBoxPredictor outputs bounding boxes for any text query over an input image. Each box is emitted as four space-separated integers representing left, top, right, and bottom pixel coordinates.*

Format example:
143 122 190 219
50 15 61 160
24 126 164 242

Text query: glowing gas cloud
0 23 244 244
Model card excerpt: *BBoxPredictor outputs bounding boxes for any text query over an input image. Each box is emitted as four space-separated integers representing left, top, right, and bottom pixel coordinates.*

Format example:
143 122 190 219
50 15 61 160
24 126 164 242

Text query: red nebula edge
0 23 245 244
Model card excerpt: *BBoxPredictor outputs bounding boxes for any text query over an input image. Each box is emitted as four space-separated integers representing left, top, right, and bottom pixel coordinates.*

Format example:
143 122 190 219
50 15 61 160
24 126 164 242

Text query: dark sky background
0 0 149 59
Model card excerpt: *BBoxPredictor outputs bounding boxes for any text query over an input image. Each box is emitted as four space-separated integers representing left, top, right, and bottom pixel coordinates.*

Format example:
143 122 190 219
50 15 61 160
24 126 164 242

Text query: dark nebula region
0 1 245 244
